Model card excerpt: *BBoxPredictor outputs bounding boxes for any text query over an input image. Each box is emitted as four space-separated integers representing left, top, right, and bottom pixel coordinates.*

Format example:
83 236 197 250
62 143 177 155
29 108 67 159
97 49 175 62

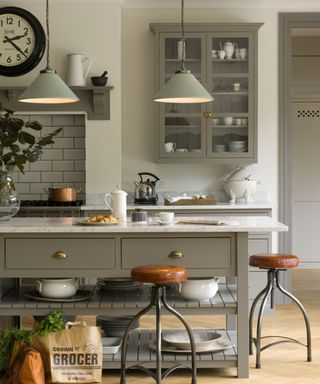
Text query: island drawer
4 238 115 271
121 237 233 271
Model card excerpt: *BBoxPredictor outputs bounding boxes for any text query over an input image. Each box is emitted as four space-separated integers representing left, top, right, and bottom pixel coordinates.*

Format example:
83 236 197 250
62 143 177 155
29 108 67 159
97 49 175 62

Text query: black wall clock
0 6 46 77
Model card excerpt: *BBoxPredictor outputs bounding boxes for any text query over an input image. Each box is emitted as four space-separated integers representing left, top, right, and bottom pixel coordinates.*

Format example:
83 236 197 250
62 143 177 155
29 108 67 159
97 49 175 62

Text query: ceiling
122 0 320 8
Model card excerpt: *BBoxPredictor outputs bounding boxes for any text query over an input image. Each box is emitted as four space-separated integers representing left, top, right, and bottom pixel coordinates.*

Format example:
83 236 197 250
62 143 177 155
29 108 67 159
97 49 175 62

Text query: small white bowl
179 277 219 300
37 278 78 299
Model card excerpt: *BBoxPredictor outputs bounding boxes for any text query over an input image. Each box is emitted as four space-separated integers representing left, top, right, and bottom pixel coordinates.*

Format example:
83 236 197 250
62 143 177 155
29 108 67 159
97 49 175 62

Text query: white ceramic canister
37 278 78 299
105 185 128 222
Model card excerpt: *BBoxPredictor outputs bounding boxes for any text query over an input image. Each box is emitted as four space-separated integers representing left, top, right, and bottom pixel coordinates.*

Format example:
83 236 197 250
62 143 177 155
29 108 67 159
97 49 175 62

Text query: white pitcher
66 53 92 86
223 41 237 59
105 186 127 222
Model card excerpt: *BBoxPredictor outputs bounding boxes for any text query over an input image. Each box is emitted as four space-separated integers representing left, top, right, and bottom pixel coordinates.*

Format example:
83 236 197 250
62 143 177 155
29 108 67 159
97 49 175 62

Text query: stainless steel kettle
134 172 160 204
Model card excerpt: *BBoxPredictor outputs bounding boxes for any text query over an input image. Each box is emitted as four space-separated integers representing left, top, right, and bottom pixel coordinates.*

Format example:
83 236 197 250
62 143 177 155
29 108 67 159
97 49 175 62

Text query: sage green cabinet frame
150 23 263 163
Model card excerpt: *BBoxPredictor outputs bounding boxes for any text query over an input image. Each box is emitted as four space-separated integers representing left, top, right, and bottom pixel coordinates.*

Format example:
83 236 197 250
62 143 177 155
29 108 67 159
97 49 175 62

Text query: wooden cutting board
164 197 217 206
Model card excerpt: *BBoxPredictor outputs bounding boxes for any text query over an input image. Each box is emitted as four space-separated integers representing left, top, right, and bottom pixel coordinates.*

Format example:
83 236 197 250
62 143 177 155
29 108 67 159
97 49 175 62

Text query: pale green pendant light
19 0 79 104
153 0 213 104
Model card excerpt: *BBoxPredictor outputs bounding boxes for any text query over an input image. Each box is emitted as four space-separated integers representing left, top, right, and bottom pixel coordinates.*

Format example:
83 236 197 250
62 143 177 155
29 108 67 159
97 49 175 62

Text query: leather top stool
120 264 197 384
249 253 312 368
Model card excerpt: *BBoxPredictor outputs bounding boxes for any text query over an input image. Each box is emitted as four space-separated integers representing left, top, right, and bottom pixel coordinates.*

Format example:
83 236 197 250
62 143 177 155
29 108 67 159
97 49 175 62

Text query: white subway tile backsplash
64 172 86 183
52 115 74 126
63 126 85 138
64 149 85 160
52 138 74 149
19 194 41 200
41 149 63 160
74 138 85 148
29 161 52 171
75 160 85 171
29 115 52 126
41 126 63 137
41 172 63 183
30 183 51 194
19 172 41 183
17 183 30 193
74 115 85 125
52 161 74 171
14 114 86 201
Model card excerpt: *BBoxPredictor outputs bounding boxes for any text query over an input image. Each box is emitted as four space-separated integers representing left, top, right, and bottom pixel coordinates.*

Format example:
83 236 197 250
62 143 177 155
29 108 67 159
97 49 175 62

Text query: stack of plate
96 278 142 291
97 315 140 337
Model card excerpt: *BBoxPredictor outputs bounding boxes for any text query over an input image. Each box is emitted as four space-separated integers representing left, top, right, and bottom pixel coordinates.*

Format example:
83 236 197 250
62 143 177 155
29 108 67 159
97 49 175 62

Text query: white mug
239 48 247 59
211 50 218 59
155 212 174 224
218 50 226 59
234 48 241 59
212 118 220 126
241 118 248 126
233 83 240 92
165 142 176 152
235 118 242 126
223 116 233 126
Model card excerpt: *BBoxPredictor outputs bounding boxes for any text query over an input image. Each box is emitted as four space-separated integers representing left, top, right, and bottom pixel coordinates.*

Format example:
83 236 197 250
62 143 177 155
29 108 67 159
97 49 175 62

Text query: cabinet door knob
52 251 68 259
168 250 184 259
204 112 212 118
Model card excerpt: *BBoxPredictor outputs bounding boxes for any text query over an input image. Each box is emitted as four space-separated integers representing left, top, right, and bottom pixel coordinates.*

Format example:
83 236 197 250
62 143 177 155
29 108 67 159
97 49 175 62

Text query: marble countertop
0 216 287 233
81 202 273 211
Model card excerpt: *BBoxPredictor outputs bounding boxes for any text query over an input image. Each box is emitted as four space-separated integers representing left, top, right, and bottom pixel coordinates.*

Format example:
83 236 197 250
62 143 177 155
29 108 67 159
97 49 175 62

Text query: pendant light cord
181 0 186 71
46 0 50 69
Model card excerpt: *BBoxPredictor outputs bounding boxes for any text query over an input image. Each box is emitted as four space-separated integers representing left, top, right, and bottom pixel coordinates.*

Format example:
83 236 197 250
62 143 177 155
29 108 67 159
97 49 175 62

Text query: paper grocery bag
33 322 102 383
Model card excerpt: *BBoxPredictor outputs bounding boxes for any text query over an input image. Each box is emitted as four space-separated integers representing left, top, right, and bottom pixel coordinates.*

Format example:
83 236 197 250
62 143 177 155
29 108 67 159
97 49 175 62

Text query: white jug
223 41 237 59
66 53 92 86
105 186 127 222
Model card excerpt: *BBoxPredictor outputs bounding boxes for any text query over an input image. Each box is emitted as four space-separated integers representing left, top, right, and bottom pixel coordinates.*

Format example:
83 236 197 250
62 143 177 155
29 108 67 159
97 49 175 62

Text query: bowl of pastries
82 214 120 225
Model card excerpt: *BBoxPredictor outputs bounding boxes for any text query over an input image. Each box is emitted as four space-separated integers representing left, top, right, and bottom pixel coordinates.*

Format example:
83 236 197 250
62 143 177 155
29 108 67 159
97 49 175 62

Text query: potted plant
0 105 62 220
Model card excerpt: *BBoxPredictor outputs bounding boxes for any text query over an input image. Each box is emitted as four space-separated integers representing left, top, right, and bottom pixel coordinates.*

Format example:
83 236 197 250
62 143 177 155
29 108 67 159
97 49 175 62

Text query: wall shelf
0 86 113 120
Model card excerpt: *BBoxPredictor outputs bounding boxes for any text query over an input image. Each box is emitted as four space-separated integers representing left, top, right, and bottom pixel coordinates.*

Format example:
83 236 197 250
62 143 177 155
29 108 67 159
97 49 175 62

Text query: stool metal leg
255 269 274 368
120 287 156 384
275 270 312 362
161 287 197 384
155 287 162 384
249 284 269 355
250 268 312 370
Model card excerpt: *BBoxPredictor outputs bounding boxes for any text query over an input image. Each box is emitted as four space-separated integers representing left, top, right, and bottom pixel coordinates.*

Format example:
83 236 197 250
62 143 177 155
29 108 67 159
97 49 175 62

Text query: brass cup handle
168 250 184 259
52 251 68 259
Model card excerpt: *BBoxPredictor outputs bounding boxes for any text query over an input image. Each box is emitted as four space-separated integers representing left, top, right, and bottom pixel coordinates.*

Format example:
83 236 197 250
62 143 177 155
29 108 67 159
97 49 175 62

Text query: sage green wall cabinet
150 23 263 163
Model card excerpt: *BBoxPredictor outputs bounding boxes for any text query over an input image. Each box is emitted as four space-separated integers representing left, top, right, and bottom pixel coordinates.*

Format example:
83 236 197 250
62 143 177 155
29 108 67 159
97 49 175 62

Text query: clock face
0 7 45 76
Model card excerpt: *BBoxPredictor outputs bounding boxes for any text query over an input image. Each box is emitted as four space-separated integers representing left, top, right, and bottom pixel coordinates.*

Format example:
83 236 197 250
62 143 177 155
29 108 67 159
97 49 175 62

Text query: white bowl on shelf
179 277 219 300
162 330 222 350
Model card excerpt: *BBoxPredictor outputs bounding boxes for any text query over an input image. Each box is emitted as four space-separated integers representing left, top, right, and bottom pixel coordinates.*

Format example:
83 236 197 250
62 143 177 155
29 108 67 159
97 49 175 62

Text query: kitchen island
0 216 287 378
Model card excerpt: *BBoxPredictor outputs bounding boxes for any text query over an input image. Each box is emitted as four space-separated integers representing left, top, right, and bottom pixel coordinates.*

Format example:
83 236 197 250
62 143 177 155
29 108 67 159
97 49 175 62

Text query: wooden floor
101 270 320 383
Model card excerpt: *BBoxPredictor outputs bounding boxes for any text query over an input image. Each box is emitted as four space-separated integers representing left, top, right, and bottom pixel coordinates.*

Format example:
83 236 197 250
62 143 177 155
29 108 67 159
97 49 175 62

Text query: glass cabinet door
206 33 253 158
159 34 207 158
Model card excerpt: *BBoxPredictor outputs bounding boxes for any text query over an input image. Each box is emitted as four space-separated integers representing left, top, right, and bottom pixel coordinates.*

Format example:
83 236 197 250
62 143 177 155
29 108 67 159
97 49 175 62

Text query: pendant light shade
153 69 213 104
152 0 213 104
18 0 79 104
19 69 79 104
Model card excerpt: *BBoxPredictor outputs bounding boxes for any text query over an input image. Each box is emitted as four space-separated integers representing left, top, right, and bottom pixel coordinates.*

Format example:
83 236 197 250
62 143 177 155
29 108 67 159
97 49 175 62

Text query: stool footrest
127 363 191 381
252 335 308 352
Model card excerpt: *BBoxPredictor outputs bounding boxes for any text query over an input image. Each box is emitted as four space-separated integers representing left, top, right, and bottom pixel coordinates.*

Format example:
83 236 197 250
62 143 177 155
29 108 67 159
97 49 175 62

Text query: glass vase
0 171 20 220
